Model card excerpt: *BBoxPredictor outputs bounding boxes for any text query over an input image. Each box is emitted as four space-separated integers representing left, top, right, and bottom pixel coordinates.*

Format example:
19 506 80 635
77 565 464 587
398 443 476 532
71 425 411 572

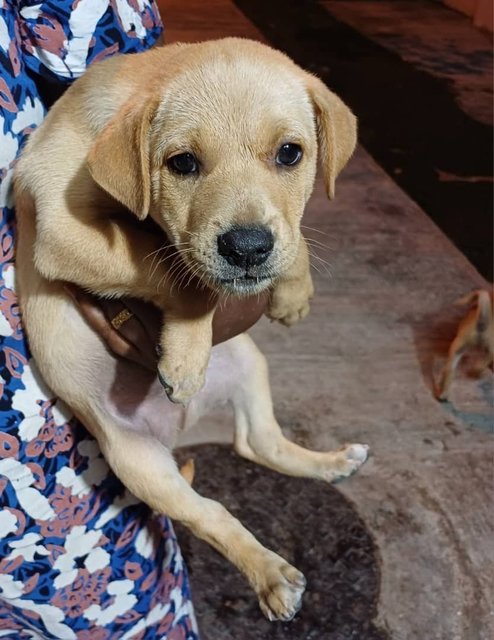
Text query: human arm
64 285 269 371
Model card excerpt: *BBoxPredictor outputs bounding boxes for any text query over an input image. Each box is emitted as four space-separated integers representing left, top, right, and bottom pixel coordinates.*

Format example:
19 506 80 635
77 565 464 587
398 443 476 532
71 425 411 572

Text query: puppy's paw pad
259 564 306 622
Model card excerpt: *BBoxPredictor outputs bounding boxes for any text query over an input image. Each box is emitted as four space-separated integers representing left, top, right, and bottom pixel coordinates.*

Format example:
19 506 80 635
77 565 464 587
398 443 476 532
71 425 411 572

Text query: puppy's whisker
195 268 212 294
175 262 198 292
164 261 185 288
171 263 191 293
144 245 168 278
162 247 192 266
307 250 333 277
307 256 323 276
198 274 217 306
178 261 198 288
208 285 217 307
184 263 204 290
182 229 201 239
158 250 192 275
169 270 185 295
162 251 193 291
144 241 189 263
161 246 193 262
303 241 332 262
224 284 234 306
307 252 333 269
308 253 332 269
301 224 332 238
305 237 332 251
143 245 167 262
168 269 183 295
145 243 193 280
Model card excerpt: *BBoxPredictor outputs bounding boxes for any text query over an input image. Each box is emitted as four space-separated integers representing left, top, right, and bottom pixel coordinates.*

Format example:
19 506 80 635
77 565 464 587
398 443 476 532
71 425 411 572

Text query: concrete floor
159 2 493 638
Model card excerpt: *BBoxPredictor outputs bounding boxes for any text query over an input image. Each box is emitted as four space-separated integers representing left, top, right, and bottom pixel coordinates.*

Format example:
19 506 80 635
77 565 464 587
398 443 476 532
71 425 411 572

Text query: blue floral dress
0 2 198 638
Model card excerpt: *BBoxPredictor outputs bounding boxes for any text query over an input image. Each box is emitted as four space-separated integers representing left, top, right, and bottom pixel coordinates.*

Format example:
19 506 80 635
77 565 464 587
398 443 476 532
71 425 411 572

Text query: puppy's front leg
230 335 369 481
158 293 217 404
18 191 217 403
94 420 306 622
267 238 314 326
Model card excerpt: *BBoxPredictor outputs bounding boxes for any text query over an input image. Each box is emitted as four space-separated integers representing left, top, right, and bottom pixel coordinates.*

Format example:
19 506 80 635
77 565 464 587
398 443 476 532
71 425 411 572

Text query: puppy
436 289 494 401
15 38 369 621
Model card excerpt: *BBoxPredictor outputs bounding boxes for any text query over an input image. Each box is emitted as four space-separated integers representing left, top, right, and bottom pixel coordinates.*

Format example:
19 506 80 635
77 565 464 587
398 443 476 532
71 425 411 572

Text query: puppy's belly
100 359 184 447
104 337 247 447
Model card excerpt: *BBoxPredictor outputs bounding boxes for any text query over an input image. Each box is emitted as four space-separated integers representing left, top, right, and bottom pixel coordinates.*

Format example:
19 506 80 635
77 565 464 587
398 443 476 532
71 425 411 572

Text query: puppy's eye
276 143 303 167
167 152 198 175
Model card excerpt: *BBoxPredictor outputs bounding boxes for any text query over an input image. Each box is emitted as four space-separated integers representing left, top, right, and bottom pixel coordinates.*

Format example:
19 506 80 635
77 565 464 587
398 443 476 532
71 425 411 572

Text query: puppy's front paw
321 443 369 483
257 557 306 622
267 279 314 327
268 297 311 327
157 315 213 404
157 357 206 405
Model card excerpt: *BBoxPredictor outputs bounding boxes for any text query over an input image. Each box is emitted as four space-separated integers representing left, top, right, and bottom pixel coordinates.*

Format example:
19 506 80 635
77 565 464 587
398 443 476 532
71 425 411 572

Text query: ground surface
160 1 493 638
175 445 387 640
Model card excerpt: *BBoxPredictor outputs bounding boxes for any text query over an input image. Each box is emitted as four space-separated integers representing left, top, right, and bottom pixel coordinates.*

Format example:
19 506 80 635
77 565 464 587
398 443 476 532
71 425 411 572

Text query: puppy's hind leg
229 335 368 483
79 409 306 623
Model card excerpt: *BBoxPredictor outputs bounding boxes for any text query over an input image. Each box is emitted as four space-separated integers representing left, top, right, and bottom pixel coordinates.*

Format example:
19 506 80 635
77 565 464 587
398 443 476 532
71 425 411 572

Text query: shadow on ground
175 445 389 640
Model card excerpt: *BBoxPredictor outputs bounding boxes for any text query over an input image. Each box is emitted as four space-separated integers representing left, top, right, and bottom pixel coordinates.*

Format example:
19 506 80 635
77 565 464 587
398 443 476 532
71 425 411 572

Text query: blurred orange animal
436 289 494 401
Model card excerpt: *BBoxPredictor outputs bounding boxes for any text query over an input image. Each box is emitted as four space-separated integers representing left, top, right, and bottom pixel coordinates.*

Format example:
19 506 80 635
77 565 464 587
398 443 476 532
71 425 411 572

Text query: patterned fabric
0 2 199 638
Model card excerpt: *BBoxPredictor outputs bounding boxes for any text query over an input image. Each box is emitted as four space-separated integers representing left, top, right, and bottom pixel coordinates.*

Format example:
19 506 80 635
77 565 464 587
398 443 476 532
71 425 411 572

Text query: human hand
64 285 268 371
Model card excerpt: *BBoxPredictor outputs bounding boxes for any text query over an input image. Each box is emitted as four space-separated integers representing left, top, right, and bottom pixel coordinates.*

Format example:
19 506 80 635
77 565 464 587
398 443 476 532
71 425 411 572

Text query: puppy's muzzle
217 225 273 270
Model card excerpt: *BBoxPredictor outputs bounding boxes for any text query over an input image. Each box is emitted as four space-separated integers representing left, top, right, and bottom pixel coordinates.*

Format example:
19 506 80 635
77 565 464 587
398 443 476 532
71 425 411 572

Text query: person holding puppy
0 2 265 637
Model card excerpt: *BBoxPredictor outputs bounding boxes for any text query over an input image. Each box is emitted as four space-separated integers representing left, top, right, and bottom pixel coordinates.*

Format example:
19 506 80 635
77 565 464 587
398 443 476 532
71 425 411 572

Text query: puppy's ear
87 96 159 220
306 75 357 199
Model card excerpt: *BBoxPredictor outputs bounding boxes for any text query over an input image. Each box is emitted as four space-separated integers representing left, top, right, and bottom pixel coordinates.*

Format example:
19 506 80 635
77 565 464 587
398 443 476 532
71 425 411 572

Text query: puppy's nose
217 226 274 269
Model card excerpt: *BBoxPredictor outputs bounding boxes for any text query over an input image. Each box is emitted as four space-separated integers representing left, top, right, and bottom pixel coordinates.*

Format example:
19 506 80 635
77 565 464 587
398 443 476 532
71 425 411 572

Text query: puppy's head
88 39 356 296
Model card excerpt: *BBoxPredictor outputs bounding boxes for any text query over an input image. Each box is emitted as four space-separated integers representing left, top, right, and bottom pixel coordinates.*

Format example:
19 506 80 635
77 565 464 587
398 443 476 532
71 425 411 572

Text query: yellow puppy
15 39 368 621
15 38 356 405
